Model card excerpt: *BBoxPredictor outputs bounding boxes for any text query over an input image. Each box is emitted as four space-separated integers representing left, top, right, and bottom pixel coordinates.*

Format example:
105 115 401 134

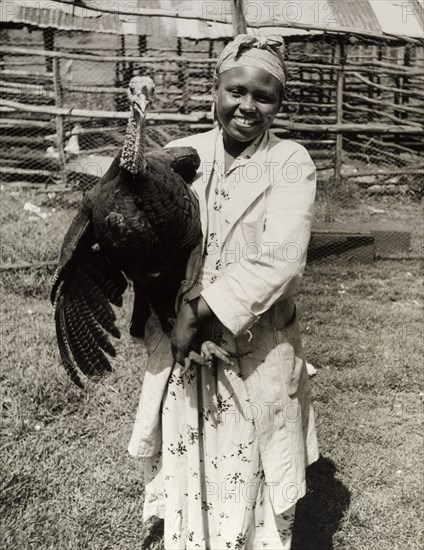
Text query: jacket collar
215 129 272 246
191 127 274 247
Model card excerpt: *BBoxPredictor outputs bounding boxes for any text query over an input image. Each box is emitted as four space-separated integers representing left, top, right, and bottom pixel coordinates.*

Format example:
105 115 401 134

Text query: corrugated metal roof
169 0 423 40
2 0 423 40
329 0 382 33
175 20 315 40
1 1 152 35
369 0 424 39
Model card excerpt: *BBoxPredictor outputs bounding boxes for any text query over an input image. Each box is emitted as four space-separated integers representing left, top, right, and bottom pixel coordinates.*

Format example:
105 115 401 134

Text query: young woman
129 34 319 550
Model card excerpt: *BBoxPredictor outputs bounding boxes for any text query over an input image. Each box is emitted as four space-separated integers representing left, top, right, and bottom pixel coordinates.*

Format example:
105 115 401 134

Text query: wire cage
1 18 423 281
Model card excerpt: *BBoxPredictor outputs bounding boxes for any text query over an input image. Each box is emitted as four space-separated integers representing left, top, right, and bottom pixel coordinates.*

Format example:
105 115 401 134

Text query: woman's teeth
234 117 256 127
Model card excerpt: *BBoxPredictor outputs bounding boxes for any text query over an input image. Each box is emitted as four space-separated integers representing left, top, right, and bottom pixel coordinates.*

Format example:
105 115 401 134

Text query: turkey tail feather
76 269 118 324
64 292 113 377
51 209 93 304
70 285 117 357
55 298 84 388
52 215 125 384
82 255 127 307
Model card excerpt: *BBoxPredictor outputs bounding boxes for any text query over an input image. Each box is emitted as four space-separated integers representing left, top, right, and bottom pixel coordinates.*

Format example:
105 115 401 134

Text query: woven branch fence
1 32 423 276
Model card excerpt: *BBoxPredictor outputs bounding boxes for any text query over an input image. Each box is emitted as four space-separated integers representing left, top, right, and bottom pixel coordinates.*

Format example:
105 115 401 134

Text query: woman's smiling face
214 65 283 156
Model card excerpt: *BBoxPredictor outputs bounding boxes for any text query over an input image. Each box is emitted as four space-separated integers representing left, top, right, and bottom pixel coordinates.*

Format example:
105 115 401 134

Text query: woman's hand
171 296 214 364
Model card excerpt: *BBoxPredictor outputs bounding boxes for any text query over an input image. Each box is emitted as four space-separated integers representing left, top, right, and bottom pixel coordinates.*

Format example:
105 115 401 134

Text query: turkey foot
182 341 232 374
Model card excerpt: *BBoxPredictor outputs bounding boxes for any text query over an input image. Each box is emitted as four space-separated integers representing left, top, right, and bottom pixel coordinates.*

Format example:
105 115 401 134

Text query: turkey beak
132 95 149 120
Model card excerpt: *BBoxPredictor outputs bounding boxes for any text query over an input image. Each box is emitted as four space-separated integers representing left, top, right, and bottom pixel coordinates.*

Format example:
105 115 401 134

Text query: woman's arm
201 143 316 337
171 296 214 364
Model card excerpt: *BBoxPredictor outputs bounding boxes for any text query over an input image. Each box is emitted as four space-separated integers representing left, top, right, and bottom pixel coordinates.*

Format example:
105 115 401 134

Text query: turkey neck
120 113 146 176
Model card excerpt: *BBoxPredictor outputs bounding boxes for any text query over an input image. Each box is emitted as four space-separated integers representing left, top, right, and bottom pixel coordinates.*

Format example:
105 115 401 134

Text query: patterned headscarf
214 34 288 88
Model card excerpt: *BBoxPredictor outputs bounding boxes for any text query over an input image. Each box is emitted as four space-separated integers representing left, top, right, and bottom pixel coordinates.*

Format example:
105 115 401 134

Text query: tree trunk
232 0 247 35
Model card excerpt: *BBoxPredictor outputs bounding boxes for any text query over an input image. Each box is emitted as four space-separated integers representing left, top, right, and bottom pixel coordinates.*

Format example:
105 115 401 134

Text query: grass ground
1 259 422 549
1 189 423 549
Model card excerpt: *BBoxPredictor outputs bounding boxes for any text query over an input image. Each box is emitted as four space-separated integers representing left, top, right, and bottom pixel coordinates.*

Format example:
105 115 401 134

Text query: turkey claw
181 341 232 374
200 340 232 365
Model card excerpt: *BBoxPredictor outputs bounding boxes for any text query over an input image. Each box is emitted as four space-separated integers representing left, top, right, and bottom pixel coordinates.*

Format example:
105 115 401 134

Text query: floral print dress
142 149 295 550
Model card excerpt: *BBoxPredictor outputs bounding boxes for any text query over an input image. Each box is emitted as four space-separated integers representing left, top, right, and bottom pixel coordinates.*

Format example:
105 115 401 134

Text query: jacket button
181 280 189 286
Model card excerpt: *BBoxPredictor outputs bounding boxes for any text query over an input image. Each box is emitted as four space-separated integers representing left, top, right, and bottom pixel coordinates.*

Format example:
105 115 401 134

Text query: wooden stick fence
1 44 422 189
2 46 423 74
3 98 422 134
52 57 66 184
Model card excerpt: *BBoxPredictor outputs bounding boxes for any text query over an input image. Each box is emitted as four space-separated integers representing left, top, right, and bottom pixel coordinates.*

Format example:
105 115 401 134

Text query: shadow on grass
292 455 350 550
141 517 165 550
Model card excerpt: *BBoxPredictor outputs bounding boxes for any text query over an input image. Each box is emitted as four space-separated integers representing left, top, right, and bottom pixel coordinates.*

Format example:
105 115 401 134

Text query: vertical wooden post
114 36 121 110
115 35 127 111
176 37 186 111
42 28 54 73
208 40 214 79
137 35 146 77
138 35 147 56
182 61 189 114
232 0 247 35
335 41 345 188
52 56 66 184
319 55 324 105
400 44 411 120
330 41 337 101
120 35 132 86
394 46 402 118
368 45 375 104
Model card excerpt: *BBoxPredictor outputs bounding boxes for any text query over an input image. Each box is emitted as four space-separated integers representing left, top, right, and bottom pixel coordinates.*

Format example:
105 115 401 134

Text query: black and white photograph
1 1 423 548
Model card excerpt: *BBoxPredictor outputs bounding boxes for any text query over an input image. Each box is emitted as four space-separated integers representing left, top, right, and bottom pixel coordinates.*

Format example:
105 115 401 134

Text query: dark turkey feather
55 296 84 388
64 291 113 377
52 76 202 386
73 276 121 339
81 256 126 307
50 209 92 302
69 284 117 357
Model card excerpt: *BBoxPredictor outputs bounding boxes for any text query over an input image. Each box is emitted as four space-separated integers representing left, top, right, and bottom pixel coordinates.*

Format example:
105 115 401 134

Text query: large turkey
51 76 205 387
